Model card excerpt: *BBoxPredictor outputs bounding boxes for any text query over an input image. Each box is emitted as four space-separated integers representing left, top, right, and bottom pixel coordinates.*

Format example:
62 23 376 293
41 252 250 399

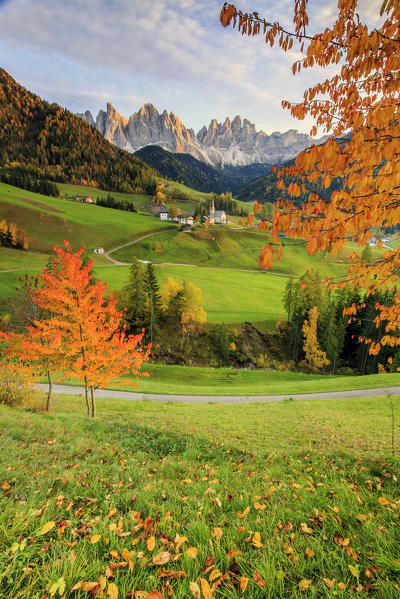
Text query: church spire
210 197 215 218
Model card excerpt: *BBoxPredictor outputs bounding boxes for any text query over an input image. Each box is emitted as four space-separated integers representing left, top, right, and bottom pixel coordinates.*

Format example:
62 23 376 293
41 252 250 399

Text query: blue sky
0 0 381 135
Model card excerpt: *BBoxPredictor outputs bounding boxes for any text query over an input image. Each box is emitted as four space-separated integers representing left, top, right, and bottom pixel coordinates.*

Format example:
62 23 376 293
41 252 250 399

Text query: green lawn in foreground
1 395 399 598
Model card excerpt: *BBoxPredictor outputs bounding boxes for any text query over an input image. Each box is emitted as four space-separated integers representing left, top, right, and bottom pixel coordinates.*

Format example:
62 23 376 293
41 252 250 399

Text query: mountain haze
78 103 325 167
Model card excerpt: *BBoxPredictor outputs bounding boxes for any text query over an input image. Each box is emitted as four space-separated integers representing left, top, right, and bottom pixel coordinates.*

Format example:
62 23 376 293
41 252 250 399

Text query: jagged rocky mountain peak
77 103 325 166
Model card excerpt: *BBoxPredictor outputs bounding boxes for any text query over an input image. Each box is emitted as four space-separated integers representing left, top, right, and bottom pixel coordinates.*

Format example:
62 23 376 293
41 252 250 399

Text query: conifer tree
124 257 148 334
144 262 162 345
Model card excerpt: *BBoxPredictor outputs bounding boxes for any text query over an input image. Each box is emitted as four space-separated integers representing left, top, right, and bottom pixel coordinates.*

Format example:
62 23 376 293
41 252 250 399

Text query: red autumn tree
33 242 149 417
220 1 400 353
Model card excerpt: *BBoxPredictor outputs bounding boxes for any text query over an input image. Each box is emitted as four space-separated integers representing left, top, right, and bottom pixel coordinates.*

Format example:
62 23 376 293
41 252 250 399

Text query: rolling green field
0 182 174 253
92 263 287 325
1 395 399 598
112 225 380 279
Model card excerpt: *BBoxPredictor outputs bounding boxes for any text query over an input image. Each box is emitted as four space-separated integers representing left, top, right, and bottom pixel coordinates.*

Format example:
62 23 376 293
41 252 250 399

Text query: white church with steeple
208 197 227 224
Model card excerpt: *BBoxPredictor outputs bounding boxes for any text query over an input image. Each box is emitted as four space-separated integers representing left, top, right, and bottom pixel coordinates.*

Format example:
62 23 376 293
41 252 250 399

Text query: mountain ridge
77 102 326 167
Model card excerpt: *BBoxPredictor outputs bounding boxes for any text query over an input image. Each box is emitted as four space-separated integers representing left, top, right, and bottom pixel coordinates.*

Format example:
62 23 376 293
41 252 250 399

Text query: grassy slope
112 225 380 279
94 264 287 325
1 396 399 598
0 182 173 253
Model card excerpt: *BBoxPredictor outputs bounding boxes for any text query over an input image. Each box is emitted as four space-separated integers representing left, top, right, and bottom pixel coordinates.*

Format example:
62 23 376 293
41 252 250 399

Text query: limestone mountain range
77 102 324 167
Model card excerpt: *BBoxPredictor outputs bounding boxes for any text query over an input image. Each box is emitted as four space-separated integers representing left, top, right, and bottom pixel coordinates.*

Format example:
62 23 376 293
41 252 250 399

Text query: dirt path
36 383 400 403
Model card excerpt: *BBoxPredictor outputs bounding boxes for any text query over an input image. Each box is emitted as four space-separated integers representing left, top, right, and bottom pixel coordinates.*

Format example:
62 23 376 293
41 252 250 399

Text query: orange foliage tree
220 1 400 353
32 242 149 417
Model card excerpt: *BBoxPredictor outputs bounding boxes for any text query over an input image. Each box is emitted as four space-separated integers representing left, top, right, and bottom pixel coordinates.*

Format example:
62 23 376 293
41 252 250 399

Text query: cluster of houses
159 198 227 232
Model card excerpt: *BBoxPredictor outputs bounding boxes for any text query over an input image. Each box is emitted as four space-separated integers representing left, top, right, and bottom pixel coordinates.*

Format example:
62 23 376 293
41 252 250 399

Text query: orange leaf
200 578 213 599
253 569 266 588
186 547 198 559
240 576 249 593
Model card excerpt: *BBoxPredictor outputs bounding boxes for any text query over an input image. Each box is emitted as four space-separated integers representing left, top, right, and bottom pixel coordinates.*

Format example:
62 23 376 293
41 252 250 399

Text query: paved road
36 383 400 404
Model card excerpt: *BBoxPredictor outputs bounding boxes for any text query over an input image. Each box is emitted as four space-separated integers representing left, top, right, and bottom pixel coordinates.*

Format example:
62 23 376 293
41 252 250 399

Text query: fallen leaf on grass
40 521 55 535
305 548 314 558
239 576 248 593
252 532 263 548
300 523 313 534
348 565 358 577
299 579 311 591
323 578 335 589
189 581 201 598
378 497 390 506
212 528 223 540
209 569 222 582
107 582 118 599
91 535 101 544
186 547 198 559
200 578 213 599
253 570 266 588
145 593 164 599
153 552 171 565
1 481 10 490
357 514 368 522
237 506 250 519
147 536 156 551
158 569 186 579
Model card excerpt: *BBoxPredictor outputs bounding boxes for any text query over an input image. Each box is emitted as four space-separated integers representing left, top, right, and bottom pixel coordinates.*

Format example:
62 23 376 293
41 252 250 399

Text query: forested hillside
0 69 158 194
135 145 229 193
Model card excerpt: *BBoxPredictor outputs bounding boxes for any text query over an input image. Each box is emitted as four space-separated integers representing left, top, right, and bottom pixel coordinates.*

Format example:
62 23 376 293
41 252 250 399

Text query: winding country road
36 383 400 404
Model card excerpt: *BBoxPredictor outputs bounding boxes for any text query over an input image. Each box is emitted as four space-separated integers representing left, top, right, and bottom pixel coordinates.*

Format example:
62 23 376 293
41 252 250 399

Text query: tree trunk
46 369 52 412
84 377 90 416
90 386 96 418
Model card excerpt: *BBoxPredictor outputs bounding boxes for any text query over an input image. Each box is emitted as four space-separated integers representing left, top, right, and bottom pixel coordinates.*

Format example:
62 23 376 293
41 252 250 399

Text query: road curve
36 383 400 404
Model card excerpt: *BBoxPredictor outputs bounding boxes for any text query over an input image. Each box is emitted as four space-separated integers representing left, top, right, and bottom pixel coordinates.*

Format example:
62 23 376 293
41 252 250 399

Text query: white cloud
0 0 384 135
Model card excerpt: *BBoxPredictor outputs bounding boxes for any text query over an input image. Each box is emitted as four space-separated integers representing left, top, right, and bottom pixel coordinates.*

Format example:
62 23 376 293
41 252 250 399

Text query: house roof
214 210 226 217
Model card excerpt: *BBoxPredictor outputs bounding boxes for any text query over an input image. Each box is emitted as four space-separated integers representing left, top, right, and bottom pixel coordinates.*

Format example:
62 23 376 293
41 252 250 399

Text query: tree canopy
220 0 400 353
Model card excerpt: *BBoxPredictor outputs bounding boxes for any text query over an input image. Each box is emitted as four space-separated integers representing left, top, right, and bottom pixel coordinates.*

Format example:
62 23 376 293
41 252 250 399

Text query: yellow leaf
186 547 199 559
189 581 201 599
299 579 311 591
200 577 213 599
107 582 118 599
348 564 357 577
252 532 263 548
152 551 171 565
110 550 120 560
237 506 250 519
209 569 222 582
147 536 156 551
254 502 266 510
357 514 368 522
40 521 55 535
239 576 248 593
342 538 350 546
91 535 101 544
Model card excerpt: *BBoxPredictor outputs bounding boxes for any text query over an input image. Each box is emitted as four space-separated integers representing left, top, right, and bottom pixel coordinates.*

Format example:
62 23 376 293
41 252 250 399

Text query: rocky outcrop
78 103 325 166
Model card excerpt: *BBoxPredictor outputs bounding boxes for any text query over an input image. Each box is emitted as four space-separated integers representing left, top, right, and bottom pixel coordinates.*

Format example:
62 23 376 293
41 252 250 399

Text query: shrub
0 364 39 408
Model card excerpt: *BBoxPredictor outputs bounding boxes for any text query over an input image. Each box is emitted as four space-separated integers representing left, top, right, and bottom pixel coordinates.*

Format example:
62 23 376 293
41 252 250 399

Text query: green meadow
0 182 173 253
1 395 399 598
58 364 400 396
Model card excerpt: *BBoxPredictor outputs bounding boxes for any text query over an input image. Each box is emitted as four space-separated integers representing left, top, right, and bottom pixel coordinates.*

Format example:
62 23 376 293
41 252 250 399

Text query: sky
0 0 382 135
